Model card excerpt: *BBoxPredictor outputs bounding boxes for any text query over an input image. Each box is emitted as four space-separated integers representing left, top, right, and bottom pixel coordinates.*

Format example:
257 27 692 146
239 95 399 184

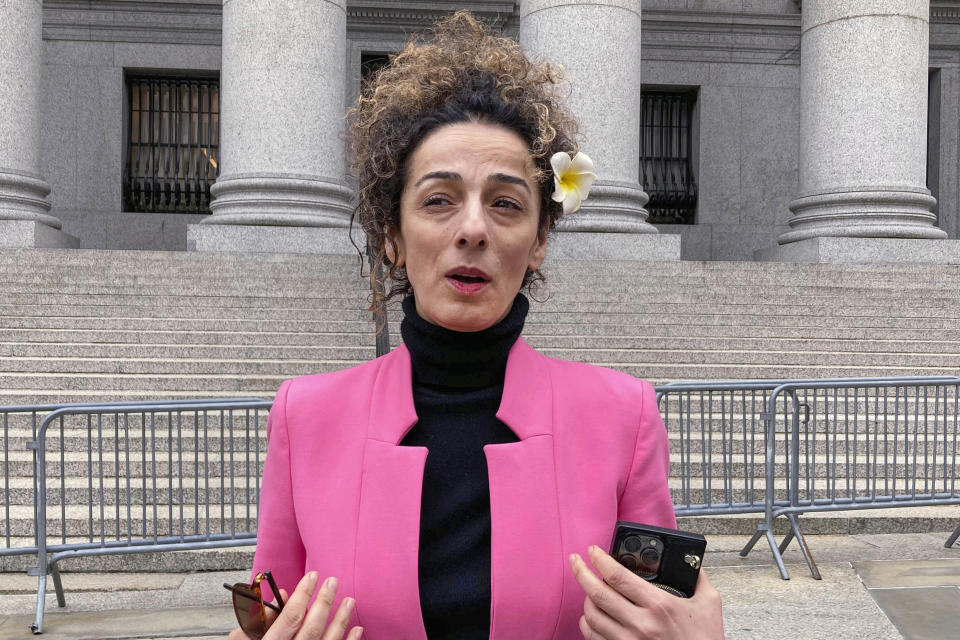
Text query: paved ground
0 531 958 640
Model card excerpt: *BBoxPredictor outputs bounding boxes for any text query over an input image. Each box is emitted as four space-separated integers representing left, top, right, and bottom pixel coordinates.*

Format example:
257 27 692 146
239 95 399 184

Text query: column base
545 231 680 261
755 236 960 264
780 188 945 244
557 180 658 234
187 223 364 255
0 220 79 249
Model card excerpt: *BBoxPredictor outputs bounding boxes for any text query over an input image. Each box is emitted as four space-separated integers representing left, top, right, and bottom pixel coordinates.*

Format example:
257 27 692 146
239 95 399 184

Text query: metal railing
1 398 270 634
740 378 960 580
656 376 960 580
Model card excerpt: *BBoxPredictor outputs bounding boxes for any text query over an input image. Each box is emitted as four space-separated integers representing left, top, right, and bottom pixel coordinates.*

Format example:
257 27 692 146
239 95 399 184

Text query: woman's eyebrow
415 170 460 187
489 172 530 193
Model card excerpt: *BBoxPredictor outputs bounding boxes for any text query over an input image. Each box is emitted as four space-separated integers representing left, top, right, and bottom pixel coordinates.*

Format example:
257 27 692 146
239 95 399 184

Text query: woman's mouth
446 268 490 294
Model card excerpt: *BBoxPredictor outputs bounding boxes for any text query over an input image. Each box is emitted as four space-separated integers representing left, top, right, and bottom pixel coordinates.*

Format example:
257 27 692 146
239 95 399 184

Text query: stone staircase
1 248 959 571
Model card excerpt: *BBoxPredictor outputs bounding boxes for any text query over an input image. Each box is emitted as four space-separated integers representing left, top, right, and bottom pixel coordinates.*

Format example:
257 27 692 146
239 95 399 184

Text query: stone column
779 0 944 245
189 0 355 253
0 0 77 248
519 0 658 237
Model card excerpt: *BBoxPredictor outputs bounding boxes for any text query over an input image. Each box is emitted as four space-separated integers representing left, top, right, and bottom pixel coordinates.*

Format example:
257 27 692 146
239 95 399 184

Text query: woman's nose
455 197 489 248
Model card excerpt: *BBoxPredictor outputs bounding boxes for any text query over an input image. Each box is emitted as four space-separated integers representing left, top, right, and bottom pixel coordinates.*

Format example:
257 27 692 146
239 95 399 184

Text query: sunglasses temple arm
263 600 283 614
264 571 285 609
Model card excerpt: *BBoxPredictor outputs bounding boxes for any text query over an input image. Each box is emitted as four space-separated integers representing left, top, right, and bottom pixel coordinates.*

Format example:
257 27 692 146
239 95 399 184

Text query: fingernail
569 553 579 566
589 545 600 556
344 597 355 612
326 576 339 592
307 571 319 588
353 627 364 639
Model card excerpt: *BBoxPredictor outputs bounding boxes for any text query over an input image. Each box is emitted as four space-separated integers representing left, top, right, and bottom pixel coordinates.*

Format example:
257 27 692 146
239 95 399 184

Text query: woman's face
392 121 547 332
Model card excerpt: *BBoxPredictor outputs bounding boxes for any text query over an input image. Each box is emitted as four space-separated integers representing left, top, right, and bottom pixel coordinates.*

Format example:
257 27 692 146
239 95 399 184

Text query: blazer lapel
355 346 429 639
486 338 564 639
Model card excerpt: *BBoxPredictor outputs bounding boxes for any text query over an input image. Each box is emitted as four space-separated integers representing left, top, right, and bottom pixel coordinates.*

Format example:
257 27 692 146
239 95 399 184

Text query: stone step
4 322 959 348
5 334 960 355
0 366 955 397
4 296 960 320
5 322 959 344
6 278 960 305
1 349 958 374
3 248 959 278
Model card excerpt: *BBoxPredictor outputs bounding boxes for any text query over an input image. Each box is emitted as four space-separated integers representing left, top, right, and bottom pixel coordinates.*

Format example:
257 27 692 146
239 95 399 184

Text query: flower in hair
550 151 596 215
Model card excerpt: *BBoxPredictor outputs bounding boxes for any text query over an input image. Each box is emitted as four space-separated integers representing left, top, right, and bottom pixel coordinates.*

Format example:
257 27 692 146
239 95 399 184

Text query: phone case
609 521 707 598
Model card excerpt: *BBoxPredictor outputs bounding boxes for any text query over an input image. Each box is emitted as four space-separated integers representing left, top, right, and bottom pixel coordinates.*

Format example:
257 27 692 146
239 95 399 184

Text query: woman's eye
493 198 522 210
423 195 452 207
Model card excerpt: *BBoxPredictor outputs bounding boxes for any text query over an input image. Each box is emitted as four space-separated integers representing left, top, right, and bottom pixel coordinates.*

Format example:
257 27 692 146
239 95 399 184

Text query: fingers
262 588 289 627
586 545 663 607
693 568 716 596
320 595 358 640
264 572 320 639
293 577 342 639
578 614 613 640
582 594 628 639
569 551 636 626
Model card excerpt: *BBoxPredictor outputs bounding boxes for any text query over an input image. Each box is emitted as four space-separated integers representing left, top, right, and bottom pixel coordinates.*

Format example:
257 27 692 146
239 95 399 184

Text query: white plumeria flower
550 151 596 215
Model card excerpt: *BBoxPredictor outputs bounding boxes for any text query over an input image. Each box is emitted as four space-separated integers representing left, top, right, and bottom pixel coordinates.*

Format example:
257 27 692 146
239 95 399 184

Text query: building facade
2 0 960 262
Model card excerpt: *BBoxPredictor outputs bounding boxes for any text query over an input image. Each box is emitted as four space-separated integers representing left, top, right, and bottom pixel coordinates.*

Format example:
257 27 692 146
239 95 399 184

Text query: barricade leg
946 521 960 548
30 573 46 634
51 562 65 608
786 513 821 580
739 528 764 557
777 529 795 554
740 522 790 580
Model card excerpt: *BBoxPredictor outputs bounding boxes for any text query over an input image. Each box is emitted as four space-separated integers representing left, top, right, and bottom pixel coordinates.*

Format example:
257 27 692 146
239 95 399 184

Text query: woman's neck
399 293 529 389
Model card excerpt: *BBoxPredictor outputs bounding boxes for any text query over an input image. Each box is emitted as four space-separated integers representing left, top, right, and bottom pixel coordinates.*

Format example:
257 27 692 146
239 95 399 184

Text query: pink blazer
251 337 675 639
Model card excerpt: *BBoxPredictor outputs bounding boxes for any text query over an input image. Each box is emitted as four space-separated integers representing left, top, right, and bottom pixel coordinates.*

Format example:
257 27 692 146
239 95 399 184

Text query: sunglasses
223 570 286 640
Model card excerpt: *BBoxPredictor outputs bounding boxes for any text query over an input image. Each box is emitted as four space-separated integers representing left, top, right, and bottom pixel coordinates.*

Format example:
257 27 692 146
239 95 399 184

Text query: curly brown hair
347 9 580 311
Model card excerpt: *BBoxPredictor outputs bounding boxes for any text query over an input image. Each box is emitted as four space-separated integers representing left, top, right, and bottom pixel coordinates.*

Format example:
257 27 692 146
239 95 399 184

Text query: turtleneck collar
400 293 529 390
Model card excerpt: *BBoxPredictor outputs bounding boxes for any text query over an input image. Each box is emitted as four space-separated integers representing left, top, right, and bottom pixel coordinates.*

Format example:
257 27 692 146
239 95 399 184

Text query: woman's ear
527 226 548 272
385 226 405 268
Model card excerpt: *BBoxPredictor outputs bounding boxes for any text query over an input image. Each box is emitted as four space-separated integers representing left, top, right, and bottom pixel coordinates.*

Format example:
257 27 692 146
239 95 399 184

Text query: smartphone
609 521 706 598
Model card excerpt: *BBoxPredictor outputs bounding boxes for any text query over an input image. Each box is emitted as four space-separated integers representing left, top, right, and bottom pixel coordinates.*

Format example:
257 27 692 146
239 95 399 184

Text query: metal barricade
0 398 270 634
655 381 795 518
739 378 960 580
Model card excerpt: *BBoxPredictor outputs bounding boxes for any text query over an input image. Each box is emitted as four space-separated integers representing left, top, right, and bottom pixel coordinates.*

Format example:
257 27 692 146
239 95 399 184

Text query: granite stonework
17 0 960 259
0 220 80 249
38 17 220 250
756 236 960 264
642 45 800 259
652 224 711 261
0 0 76 247
519 0 656 234
544 231 680 261
778 0 946 244
197 0 353 239
187 224 363 255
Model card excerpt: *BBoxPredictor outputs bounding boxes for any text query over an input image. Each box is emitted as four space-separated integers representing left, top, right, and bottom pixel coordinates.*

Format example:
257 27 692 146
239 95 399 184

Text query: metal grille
123 75 220 214
640 91 698 224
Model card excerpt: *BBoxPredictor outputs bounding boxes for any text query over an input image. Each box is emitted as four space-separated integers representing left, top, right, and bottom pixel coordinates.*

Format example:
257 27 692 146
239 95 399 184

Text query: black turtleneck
399 294 528 640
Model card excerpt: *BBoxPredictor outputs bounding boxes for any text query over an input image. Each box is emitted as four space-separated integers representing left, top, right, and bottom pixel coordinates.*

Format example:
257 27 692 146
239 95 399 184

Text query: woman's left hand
570 545 724 640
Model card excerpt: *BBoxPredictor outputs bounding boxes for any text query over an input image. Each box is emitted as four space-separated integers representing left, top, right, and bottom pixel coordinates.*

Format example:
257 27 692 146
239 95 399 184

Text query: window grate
123 75 220 214
640 91 698 224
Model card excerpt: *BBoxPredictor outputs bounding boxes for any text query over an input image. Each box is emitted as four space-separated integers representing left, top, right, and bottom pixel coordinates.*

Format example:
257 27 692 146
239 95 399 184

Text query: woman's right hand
227 572 363 640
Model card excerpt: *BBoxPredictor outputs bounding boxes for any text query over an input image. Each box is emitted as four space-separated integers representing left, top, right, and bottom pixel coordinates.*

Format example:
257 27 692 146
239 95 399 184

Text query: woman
229 11 723 640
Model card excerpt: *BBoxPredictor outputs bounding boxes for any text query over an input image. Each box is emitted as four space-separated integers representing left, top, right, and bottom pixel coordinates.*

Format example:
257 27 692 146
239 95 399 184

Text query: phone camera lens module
618 553 638 570
624 535 643 552
639 546 660 572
